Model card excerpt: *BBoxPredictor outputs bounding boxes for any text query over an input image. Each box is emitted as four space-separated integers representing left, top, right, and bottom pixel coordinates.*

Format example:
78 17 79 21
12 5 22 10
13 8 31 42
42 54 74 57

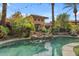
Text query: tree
10 11 23 24
51 3 54 34
0 12 1 20
0 13 1 21
51 3 54 23
1 3 7 26
11 11 22 19
53 13 70 32
64 3 78 25
10 12 35 37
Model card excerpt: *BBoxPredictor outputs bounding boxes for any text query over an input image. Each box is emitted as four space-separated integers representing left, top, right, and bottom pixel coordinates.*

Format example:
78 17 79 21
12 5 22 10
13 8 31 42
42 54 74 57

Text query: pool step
33 42 52 56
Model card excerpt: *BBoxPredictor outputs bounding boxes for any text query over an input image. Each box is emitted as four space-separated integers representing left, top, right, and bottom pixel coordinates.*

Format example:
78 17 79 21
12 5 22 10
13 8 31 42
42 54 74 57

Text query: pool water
0 36 79 56
0 41 47 56
51 36 79 56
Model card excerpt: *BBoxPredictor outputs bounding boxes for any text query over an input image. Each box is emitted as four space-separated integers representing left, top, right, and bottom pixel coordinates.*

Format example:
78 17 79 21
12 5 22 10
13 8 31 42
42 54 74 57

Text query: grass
73 46 79 56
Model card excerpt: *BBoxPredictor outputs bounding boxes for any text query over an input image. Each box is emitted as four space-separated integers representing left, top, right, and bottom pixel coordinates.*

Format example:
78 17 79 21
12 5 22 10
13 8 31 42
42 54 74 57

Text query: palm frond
65 3 73 6
63 3 73 10
63 5 72 10
65 8 72 13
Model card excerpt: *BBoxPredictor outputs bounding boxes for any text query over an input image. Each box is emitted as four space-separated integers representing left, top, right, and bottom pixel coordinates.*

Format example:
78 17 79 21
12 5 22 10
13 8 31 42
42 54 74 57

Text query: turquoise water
51 36 79 56
0 41 46 56
0 36 79 56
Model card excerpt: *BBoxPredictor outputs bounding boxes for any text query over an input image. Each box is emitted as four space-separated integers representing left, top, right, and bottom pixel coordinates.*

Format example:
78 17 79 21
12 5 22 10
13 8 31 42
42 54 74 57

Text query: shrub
68 23 79 35
11 17 35 37
0 25 9 39
41 29 48 33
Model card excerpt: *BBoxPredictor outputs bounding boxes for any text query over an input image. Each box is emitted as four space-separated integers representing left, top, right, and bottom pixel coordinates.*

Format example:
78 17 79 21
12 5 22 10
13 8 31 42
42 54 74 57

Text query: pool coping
62 43 79 56
0 35 78 47
0 35 78 44
0 37 31 45
0 35 54 45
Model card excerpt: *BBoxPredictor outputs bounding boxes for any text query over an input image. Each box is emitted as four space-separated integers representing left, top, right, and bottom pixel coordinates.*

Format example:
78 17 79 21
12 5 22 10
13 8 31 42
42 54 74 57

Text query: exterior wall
45 22 52 30
33 17 45 29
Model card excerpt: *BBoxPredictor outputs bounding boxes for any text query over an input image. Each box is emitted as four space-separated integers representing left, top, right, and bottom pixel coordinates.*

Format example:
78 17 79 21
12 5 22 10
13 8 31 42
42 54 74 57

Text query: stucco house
26 14 48 31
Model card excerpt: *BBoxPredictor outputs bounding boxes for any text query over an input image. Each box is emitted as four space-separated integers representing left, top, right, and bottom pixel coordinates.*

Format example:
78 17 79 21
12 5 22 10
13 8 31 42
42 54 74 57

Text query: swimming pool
0 40 47 56
0 36 79 56
51 36 79 56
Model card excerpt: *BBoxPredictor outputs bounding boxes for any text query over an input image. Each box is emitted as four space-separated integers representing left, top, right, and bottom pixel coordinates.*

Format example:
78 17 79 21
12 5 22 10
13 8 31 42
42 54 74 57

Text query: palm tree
56 13 69 29
0 12 1 20
51 3 54 34
53 13 70 33
64 3 78 25
1 3 7 26
51 3 54 22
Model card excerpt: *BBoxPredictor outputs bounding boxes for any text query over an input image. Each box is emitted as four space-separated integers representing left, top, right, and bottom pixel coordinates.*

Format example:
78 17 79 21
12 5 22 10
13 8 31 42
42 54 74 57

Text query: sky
0 3 79 23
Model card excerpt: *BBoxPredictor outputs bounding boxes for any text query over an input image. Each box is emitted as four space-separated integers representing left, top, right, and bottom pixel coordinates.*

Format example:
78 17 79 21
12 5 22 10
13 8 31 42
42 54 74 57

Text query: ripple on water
0 42 47 56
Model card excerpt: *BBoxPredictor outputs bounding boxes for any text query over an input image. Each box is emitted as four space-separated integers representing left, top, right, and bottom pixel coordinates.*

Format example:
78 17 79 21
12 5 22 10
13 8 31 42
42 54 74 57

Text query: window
34 19 36 21
38 19 40 21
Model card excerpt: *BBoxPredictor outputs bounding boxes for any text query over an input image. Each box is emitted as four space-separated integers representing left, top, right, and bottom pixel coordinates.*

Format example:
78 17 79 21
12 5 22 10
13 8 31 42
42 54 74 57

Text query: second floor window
38 19 40 21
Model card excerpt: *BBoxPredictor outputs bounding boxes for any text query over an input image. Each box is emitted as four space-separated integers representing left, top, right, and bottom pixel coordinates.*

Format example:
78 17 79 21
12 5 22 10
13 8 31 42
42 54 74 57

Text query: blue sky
0 3 79 23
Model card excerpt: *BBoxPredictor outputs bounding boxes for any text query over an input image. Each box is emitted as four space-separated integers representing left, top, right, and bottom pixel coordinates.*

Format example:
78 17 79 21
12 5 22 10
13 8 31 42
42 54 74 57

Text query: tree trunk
1 3 7 26
74 13 77 25
52 3 54 22
74 3 77 25
51 3 54 34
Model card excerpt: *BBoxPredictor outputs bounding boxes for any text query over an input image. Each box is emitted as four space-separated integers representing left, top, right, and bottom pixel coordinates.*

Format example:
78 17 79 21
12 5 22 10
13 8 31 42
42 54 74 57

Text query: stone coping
0 35 78 46
62 43 79 56
0 37 31 45
0 35 77 44
0 36 53 46
53 35 75 37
